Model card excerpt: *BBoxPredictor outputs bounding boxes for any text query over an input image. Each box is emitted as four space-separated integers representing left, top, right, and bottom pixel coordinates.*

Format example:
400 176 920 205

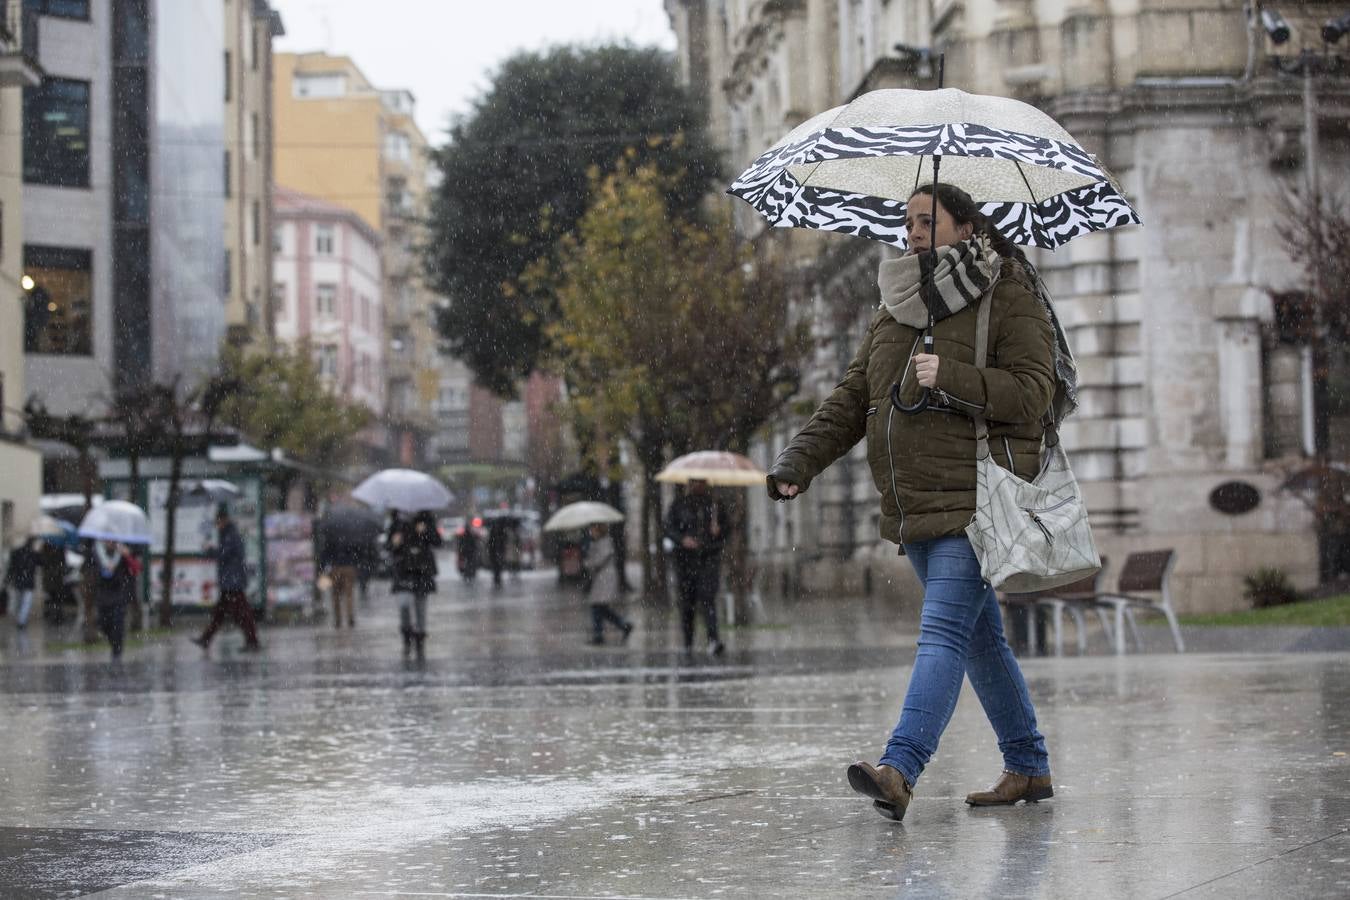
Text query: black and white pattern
728 122 1140 250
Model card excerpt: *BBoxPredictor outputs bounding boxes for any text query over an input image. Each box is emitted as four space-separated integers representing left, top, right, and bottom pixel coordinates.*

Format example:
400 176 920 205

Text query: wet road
1 561 1347 898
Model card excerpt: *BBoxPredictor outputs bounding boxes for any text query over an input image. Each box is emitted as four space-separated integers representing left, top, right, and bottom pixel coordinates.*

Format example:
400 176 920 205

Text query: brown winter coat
768 258 1055 546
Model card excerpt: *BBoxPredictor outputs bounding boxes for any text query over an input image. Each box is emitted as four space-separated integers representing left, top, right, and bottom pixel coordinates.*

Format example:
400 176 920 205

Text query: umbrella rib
1013 160 1044 241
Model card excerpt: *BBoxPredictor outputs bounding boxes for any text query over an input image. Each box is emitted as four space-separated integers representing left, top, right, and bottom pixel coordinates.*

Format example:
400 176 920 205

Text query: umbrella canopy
29 514 66 537
318 505 383 548
543 502 625 532
41 520 81 549
656 451 766 487
182 479 242 506
352 469 454 513
729 87 1140 250
78 500 152 545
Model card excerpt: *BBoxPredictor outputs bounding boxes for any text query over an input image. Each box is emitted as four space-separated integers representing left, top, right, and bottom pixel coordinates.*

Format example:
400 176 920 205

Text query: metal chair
1094 550 1185 654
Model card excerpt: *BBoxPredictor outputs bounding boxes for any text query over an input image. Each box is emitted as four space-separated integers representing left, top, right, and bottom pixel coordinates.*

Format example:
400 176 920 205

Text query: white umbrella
543 502 625 532
352 469 454 513
28 514 66 537
78 500 152 545
657 451 766 487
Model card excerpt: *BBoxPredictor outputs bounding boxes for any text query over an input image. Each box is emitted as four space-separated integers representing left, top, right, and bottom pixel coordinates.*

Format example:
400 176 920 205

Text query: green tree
218 344 373 499
424 44 721 397
532 164 809 592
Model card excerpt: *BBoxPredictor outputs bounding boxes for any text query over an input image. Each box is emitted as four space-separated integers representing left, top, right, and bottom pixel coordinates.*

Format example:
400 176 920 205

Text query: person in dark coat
192 507 261 652
486 518 518 588
664 479 730 655
4 538 41 630
390 509 442 660
93 541 140 659
318 527 363 629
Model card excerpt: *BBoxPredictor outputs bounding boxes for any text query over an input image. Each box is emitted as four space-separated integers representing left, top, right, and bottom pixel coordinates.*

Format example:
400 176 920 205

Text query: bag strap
971 293 993 461
971 289 1059 470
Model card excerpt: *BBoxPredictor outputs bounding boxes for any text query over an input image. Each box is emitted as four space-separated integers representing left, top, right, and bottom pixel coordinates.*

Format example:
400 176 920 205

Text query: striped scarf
876 234 1001 329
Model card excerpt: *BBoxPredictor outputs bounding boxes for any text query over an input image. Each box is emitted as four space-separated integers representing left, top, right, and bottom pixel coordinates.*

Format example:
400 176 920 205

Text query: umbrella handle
892 327 935 416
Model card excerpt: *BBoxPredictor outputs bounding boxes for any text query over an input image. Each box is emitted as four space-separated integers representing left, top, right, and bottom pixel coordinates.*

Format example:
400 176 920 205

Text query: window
272 226 283 253
251 23 261 71
251 200 260 245
314 224 334 255
315 283 337 317
272 281 286 320
293 73 346 98
384 131 411 162
386 176 411 215
23 78 91 188
251 112 260 161
23 244 93 355
223 51 231 102
317 344 338 378
25 0 90 19
223 248 231 295
223 149 231 197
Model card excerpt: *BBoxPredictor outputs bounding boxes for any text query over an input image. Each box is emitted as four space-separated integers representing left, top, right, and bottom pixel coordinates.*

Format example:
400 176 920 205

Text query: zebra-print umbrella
728 88 1139 250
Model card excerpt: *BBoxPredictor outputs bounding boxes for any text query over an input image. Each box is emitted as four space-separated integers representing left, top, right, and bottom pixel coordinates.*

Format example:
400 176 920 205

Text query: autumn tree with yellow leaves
528 163 810 591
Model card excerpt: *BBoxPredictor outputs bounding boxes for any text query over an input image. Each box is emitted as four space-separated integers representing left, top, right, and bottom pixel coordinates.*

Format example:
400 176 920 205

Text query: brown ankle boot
965 771 1053 806
846 761 913 822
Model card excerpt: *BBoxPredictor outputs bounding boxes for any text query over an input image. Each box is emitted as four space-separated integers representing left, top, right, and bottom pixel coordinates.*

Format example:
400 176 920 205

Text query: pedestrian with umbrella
317 505 381 629
352 469 453 660
388 510 443 661
78 500 152 660
737 80 1136 821
3 535 41 630
544 502 629 645
191 505 261 653
662 479 731 657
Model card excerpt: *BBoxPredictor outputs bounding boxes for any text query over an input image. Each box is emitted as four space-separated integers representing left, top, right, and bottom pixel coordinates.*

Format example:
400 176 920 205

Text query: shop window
23 244 93 355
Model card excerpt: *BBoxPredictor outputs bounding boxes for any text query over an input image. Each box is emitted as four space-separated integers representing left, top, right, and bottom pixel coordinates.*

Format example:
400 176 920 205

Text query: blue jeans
880 535 1049 786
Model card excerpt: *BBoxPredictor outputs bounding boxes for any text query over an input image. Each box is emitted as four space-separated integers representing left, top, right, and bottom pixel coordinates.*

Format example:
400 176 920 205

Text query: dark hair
909 182 1030 270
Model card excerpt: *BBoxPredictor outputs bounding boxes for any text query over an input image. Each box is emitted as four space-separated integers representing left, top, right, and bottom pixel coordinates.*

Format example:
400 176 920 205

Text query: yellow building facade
272 52 441 465
0 6 44 549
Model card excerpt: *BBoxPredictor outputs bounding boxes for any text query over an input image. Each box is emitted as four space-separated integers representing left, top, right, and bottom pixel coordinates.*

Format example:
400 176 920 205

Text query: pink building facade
272 186 384 416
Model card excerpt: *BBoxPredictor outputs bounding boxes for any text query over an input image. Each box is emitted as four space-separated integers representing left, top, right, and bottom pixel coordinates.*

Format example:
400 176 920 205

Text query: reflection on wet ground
1 564 1347 898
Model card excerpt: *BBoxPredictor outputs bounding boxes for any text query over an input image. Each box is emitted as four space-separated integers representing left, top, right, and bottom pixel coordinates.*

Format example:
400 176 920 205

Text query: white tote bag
963 294 1101 593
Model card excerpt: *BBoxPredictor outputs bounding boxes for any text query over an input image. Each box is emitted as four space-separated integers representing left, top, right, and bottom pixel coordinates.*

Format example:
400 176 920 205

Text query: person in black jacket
192 507 261 652
93 541 140 659
664 480 731 655
4 538 41 630
390 509 443 660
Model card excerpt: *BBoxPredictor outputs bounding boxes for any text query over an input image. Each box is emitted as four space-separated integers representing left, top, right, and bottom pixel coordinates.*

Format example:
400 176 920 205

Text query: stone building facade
666 0 1350 612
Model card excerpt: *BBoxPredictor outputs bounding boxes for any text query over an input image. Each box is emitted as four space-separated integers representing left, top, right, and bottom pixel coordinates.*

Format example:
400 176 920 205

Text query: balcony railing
0 0 42 87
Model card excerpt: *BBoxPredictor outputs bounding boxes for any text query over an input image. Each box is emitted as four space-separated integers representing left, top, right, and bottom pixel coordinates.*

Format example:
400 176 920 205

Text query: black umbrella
319 506 383 549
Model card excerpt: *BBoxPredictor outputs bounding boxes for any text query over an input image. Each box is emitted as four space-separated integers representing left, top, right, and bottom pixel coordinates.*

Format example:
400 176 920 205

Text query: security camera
1261 8 1291 44
1324 13 1350 44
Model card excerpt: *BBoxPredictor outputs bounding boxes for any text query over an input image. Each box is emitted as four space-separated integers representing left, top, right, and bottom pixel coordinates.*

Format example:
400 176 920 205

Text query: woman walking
768 183 1056 822
389 510 442 660
94 541 140 660
582 522 633 646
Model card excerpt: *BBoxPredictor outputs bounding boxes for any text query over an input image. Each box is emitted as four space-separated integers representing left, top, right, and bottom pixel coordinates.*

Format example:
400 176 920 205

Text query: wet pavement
1 559 1348 898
